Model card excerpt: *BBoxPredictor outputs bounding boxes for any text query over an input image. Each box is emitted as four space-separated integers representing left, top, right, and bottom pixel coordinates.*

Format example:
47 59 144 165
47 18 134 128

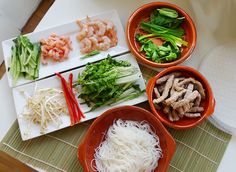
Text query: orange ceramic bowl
146 66 215 129
126 2 197 68
78 106 176 172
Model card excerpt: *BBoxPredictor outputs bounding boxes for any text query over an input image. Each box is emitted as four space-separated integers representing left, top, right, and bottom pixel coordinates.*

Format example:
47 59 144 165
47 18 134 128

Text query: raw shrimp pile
76 17 118 54
153 72 206 121
40 33 72 65
93 119 162 172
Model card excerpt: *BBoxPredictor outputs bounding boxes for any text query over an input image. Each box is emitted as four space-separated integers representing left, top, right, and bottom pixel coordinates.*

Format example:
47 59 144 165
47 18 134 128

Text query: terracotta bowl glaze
126 2 197 68
146 66 215 129
78 106 176 172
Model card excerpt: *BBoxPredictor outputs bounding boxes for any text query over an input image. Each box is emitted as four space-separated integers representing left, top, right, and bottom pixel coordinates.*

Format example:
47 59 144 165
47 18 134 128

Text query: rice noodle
93 119 162 172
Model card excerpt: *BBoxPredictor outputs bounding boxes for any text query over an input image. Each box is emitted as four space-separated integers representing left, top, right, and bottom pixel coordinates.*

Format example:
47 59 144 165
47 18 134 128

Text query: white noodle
93 119 162 172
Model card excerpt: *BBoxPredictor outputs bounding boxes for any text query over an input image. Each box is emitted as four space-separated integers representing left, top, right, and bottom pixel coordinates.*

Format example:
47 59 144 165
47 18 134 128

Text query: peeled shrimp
88 20 106 36
97 36 111 51
105 27 118 47
86 16 91 22
40 33 72 65
76 17 118 54
87 26 95 37
103 20 114 30
76 20 88 41
89 36 99 50
80 38 92 54
90 36 112 51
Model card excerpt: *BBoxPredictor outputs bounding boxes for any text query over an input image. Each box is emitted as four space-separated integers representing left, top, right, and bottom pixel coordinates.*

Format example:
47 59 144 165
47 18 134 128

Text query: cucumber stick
10 35 41 85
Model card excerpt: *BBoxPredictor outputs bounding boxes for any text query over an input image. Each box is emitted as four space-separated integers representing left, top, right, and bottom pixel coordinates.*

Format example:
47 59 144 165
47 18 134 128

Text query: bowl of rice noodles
77 106 176 172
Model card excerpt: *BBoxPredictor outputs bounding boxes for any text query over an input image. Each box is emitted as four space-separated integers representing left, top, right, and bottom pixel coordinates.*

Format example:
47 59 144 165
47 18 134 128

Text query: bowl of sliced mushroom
146 66 215 129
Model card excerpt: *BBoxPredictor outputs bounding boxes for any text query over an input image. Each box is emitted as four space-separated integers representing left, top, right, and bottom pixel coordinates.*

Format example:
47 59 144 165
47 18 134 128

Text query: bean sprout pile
21 88 67 133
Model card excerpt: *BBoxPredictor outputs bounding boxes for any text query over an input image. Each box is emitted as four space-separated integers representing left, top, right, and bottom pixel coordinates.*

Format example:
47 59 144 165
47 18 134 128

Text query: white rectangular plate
3 10 129 87
12 53 147 140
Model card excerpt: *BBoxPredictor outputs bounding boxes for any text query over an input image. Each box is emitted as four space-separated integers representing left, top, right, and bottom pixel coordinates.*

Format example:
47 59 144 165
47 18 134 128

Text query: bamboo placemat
0 65 232 172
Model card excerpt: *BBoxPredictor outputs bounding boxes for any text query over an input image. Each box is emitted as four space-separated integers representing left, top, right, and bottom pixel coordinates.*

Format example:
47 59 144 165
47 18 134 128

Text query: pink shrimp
88 20 106 36
105 27 118 47
89 36 99 50
103 19 114 30
80 38 92 54
76 17 118 54
76 20 88 41
40 33 72 64
97 36 111 51
86 16 91 22
87 26 95 37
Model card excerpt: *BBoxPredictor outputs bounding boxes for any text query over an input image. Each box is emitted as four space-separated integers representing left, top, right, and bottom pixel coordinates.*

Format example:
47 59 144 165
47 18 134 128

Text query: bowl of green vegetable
126 2 196 68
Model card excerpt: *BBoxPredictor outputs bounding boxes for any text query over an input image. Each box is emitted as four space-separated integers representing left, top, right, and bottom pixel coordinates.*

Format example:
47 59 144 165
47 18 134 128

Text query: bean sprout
21 88 67 133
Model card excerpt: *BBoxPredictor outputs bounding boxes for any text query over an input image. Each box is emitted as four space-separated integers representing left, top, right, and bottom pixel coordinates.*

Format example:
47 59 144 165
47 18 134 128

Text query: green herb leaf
76 55 143 111
158 8 178 19
81 50 100 59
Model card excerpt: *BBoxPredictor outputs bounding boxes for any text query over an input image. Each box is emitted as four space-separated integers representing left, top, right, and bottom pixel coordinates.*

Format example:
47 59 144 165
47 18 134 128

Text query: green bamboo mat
0 65 232 172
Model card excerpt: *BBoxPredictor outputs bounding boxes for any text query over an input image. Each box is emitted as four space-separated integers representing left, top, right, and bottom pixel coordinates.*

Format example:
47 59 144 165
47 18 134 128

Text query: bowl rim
77 105 176 172
146 66 215 129
126 1 197 68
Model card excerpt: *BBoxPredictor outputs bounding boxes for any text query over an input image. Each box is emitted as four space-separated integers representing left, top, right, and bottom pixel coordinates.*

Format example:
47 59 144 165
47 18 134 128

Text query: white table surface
1 0 236 171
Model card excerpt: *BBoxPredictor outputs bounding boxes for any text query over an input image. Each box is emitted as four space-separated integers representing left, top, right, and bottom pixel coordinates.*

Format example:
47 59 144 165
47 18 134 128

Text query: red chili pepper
56 73 75 125
67 94 77 125
68 73 79 122
69 73 73 89
56 72 84 125
63 78 79 123
58 73 78 124
65 94 76 125
67 87 84 120
64 75 84 120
